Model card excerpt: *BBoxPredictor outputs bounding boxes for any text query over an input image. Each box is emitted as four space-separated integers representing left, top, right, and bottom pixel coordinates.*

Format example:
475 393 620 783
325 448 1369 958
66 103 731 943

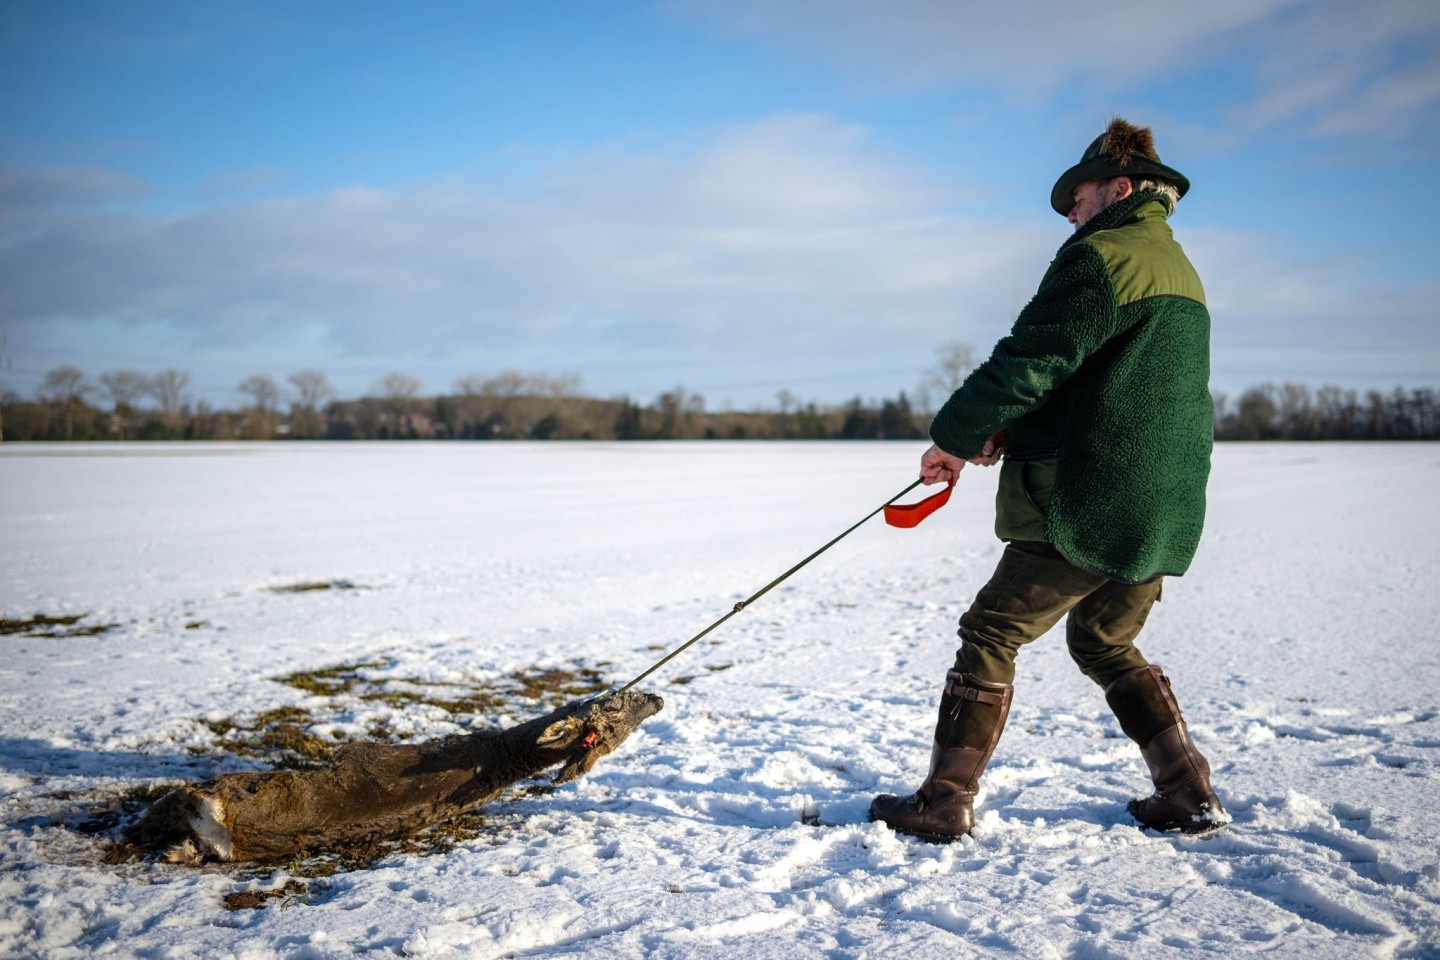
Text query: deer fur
126 688 663 863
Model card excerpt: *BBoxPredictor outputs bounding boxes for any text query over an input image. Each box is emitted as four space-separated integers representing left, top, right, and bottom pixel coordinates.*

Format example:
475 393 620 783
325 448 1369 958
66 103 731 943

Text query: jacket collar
1060 190 1171 250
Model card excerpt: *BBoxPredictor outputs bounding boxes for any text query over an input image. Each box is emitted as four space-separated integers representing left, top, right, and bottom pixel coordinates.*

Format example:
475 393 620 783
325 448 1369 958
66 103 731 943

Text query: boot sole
895 828 964 844
1128 799 1229 836
1137 822 1229 838
866 810 966 844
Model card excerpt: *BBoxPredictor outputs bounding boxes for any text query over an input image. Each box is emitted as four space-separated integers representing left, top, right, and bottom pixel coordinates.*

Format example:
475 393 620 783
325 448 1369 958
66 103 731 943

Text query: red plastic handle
883 480 955 528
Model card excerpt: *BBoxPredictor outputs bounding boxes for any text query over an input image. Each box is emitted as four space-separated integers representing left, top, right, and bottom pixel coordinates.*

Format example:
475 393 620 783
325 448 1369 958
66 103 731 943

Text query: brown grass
0 614 119 638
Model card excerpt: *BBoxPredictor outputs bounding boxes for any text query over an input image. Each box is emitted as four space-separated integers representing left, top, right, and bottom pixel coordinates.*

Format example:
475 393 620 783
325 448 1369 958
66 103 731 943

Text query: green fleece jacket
930 191 1212 582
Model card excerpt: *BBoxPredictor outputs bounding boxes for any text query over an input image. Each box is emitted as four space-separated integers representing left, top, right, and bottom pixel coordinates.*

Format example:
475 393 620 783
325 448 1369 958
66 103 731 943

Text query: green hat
1050 117 1189 216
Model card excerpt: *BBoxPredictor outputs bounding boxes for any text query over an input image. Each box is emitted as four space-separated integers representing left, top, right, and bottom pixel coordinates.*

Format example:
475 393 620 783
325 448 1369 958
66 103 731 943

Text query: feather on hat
1050 116 1189 217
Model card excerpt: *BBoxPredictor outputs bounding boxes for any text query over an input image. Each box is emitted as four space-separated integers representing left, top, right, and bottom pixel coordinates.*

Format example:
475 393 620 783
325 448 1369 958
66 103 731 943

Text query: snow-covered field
2 441 1438 959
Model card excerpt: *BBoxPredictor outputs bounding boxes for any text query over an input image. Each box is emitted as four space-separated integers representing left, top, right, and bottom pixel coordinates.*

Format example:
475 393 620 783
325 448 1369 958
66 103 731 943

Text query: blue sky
2 0 1438 411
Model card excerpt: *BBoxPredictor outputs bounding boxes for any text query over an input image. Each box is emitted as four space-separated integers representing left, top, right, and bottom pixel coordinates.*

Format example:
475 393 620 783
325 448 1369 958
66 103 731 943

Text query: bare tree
920 341 976 412
1234 385 1279 440
773 388 798 438
42 366 92 441
373 373 423 437
454 375 486 396
1278 382 1316 439
149 368 192 438
287 370 334 439
1364 390 1389 439
480 372 529 438
376 372 422 407
238 374 280 412
538 373 581 399
1315 385 1357 439
1210 391 1229 437
1411 387 1439 439
289 370 334 409
1389 387 1417 439
452 374 488 438
238 374 281 440
99 370 148 440
525 373 579 438
453 372 585 439
654 386 705 439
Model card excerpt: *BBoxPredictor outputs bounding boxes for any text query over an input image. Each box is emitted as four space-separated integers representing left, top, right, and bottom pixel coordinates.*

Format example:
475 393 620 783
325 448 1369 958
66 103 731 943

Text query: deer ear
536 717 583 747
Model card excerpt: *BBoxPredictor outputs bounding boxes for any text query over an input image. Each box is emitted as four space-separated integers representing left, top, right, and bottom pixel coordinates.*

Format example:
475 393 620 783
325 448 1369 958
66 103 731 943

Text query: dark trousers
955 541 1160 688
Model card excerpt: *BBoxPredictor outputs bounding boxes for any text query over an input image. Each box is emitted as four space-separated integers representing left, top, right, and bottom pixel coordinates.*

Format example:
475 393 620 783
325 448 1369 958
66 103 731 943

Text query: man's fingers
920 442 967 484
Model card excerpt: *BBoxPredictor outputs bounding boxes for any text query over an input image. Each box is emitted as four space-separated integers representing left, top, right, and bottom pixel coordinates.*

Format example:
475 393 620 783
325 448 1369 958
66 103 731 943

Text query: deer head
537 688 664 783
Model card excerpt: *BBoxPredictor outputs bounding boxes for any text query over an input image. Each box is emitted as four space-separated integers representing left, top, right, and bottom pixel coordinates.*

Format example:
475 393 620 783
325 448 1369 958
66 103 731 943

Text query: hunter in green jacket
930 187 1212 584
871 118 1228 843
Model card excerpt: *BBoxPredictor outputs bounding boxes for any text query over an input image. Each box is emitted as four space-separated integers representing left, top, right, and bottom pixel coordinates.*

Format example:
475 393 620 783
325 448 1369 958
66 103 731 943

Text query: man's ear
1108 176 1135 203
537 717 584 747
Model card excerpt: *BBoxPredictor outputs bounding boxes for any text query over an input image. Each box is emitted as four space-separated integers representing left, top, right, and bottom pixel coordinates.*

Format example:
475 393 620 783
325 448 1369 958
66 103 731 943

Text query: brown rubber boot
869 670 1012 842
1105 664 1227 834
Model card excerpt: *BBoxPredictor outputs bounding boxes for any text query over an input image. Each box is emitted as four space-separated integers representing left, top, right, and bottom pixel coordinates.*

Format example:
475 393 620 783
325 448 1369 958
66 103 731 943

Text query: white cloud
0 165 149 209
666 0 1297 92
0 116 1056 402
202 166 288 200
1235 0 1440 140
3 114 1431 406
667 0 1440 143
1185 226 1439 390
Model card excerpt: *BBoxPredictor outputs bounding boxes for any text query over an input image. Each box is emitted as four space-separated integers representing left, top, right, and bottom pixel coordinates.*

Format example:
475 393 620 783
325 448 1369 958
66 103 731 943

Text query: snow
2 440 1438 959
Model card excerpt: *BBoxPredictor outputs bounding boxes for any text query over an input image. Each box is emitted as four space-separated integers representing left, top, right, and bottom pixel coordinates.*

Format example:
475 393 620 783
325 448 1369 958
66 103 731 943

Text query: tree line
1212 384 1440 441
0 366 930 442
2 362 1436 443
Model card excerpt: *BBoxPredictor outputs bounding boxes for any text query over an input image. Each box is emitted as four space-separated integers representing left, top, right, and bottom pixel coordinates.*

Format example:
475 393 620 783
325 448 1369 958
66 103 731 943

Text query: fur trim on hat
1050 116 1188 217
1100 117 1157 166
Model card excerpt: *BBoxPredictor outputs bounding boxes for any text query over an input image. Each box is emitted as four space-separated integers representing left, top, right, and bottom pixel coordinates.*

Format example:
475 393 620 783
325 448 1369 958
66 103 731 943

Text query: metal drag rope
618 478 925 692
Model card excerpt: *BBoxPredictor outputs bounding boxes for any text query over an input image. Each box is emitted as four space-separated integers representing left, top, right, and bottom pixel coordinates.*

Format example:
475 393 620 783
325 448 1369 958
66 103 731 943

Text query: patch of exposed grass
268 811 496 882
205 705 337 769
280 659 605 716
269 659 613 727
510 667 608 705
208 657 614 773
414 691 509 714
0 614 120 639
424 811 489 850
0 614 82 635
223 880 309 911
101 843 140 865
266 579 359 594
280 660 389 696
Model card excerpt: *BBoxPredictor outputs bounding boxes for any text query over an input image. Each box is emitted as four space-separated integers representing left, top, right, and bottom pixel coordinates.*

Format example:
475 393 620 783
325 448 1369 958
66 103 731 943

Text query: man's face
1068 178 1129 229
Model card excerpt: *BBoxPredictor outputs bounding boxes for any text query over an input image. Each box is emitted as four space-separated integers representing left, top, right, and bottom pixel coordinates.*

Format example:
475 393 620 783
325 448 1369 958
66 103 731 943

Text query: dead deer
125 688 663 863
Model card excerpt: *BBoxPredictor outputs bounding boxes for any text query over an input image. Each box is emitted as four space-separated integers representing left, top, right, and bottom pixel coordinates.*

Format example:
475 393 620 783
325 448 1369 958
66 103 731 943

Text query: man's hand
969 431 1004 466
920 444 965 485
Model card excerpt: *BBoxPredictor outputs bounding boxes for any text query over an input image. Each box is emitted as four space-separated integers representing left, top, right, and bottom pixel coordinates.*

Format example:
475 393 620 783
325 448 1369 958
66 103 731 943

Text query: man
870 118 1226 841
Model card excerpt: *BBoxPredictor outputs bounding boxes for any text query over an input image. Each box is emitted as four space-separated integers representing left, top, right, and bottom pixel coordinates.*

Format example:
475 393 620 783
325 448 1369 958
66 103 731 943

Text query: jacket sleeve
929 240 1119 458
